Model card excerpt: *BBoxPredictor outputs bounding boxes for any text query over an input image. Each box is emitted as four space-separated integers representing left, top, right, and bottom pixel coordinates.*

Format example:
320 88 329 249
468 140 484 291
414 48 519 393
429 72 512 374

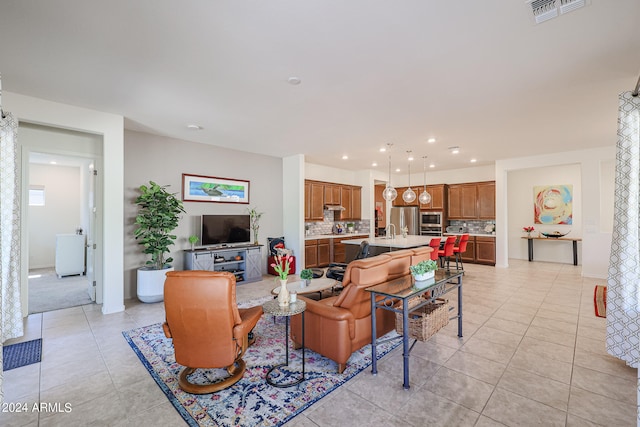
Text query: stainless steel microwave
420 211 442 226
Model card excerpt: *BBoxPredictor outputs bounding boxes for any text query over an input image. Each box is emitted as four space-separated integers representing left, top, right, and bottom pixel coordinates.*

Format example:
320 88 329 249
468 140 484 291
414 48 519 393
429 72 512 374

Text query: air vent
526 0 585 24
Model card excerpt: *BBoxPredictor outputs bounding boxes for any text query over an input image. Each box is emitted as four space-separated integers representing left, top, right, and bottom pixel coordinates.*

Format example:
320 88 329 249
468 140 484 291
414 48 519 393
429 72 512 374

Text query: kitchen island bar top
341 235 434 249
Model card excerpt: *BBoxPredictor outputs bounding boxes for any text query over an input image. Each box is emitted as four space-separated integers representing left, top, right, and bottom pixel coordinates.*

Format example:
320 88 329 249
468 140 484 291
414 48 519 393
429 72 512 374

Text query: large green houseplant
134 181 185 302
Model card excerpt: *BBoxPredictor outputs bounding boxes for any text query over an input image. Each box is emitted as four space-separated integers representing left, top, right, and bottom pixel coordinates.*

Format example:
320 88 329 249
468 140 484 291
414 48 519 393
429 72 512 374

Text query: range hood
325 205 346 211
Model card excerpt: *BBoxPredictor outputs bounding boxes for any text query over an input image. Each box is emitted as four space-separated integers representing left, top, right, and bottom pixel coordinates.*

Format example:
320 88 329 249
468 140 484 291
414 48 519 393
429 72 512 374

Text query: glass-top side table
262 299 306 387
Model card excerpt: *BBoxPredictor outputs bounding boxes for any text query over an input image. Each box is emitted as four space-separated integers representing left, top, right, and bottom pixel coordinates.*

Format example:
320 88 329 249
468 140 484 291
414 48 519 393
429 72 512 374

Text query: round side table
262 299 306 387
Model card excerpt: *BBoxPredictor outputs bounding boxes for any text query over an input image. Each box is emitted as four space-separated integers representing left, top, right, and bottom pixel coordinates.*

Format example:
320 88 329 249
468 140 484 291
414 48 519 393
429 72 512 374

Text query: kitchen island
342 235 435 258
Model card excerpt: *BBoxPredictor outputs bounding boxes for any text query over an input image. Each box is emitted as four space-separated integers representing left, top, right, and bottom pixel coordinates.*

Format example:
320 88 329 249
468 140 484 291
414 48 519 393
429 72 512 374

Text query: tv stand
184 245 263 284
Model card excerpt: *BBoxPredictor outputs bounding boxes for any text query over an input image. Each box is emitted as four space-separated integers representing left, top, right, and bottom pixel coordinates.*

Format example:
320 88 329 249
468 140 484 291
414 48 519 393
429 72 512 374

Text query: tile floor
1 260 637 426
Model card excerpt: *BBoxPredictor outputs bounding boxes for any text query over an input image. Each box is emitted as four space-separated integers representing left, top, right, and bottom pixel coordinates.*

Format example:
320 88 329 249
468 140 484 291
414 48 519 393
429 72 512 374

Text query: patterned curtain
0 108 24 402
606 91 640 425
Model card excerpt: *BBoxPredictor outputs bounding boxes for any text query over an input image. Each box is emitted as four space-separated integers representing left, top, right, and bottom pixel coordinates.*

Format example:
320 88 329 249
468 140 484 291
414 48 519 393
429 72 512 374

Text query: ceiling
1 1 639 173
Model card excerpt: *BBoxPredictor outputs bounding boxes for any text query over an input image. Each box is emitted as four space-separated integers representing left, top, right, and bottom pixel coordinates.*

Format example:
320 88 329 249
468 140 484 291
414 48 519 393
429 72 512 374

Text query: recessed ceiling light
427 138 436 143
449 146 460 154
287 77 301 85
395 168 401 172
50 161 57 165
470 158 477 163
408 155 414 161
186 124 202 130
342 155 348 160
429 164 435 168
372 162 378 167
379 147 386 152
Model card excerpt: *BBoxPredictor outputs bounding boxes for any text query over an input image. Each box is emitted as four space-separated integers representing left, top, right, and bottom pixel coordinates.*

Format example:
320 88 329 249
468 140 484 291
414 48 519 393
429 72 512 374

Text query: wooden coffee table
271 277 338 299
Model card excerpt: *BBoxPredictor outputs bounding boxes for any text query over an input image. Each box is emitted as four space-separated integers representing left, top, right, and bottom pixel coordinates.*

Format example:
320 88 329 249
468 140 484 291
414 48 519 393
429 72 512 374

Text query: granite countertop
342 235 435 248
305 233 369 241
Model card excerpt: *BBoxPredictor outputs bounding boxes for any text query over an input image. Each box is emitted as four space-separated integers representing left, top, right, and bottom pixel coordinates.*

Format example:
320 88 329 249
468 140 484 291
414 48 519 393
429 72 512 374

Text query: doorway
20 123 103 314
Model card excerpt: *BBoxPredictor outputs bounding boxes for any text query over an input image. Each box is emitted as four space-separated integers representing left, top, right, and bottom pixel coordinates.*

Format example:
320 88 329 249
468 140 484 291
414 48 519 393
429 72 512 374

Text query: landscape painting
182 173 250 204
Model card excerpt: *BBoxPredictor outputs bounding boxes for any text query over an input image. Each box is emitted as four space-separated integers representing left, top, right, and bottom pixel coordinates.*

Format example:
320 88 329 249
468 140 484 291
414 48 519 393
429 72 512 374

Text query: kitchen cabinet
374 185 387 229
340 186 352 220
459 239 475 264
475 236 496 265
305 181 325 221
447 181 494 220
305 238 331 268
324 184 341 205
351 187 362 220
477 181 495 219
419 184 446 211
392 187 419 207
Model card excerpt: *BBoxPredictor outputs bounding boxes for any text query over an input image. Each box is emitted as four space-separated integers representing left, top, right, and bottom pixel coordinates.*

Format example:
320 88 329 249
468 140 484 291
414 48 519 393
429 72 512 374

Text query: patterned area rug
3 338 42 371
123 312 401 426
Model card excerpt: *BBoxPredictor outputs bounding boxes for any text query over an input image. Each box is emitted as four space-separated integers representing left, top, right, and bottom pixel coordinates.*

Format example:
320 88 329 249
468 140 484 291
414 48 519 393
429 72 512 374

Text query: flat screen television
201 214 251 246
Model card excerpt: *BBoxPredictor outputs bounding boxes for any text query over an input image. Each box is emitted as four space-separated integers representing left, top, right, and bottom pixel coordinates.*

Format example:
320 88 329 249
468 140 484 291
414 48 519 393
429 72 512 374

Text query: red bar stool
429 238 441 261
438 236 456 270
452 233 470 270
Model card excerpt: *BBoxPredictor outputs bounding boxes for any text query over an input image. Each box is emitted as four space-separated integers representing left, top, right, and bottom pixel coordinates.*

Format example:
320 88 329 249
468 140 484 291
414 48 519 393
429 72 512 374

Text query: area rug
3 339 42 371
123 314 401 426
594 285 606 318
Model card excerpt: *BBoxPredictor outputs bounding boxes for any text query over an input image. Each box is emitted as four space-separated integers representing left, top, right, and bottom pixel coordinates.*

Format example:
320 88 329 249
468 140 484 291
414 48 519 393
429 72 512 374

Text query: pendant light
402 151 416 203
382 143 397 201
419 155 432 205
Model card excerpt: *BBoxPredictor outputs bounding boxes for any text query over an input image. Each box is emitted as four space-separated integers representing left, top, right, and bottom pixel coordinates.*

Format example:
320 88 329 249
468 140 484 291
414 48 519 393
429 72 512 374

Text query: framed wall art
182 173 250 204
533 184 572 225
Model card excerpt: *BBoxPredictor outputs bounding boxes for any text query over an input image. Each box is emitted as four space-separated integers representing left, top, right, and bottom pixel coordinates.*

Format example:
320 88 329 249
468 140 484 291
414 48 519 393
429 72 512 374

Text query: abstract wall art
533 184 573 225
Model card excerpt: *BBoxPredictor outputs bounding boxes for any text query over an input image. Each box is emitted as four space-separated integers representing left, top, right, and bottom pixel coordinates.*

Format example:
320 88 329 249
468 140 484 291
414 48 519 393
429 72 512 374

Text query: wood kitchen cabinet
324 184 341 205
475 236 496 265
477 181 496 219
459 237 476 264
305 238 331 268
392 187 418 207
340 186 352 219
305 181 325 221
333 238 347 264
419 184 446 211
351 187 362 220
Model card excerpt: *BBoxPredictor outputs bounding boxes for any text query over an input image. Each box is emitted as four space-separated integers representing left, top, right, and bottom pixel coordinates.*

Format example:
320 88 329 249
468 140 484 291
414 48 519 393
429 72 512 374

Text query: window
29 185 45 206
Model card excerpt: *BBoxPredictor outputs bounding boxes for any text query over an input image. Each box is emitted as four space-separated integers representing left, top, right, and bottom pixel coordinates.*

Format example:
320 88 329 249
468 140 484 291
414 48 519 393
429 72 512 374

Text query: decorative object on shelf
419 156 432 205
533 184 573 225
346 222 355 233
271 254 293 307
523 226 535 238
402 226 408 238
402 151 417 203
541 231 569 238
181 173 250 204
247 206 264 245
409 259 438 281
134 181 185 302
188 235 198 250
382 143 398 202
300 268 313 287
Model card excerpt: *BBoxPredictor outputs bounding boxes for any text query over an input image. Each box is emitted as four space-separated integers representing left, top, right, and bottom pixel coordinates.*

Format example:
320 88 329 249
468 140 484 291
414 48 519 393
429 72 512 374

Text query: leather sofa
290 246 433 373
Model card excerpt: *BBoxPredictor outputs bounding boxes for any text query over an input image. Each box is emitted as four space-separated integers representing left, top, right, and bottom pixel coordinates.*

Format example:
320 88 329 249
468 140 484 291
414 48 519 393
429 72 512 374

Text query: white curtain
0 106 24 403
606 91 640 425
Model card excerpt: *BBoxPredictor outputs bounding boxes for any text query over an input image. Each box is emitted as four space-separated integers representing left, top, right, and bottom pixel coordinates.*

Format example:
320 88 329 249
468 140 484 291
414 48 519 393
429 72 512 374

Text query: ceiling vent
526 0 585 24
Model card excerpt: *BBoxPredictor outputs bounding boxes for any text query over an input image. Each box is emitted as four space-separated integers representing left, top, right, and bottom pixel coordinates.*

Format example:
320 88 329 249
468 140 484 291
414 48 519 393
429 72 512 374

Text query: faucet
385 223 396 239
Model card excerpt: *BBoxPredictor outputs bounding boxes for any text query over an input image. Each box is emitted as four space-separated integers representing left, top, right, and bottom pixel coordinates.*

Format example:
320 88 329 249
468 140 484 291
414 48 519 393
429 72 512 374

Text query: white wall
28 164 81 268
7 91 124 315
124 130 283 299
507 164 582 263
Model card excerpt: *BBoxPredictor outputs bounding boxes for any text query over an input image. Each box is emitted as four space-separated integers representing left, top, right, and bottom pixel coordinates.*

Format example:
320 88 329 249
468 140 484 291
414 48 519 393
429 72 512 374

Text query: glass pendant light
382 143 397 201
402 151 416 203
419 155 432 205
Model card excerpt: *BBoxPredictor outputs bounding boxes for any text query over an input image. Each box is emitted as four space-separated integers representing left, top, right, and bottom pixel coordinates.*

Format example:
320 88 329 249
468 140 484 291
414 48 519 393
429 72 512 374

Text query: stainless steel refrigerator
389 206 420 235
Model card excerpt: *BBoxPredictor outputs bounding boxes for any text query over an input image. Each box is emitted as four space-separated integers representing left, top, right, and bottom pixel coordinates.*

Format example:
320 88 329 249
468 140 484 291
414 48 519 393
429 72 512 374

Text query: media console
184 244 263 284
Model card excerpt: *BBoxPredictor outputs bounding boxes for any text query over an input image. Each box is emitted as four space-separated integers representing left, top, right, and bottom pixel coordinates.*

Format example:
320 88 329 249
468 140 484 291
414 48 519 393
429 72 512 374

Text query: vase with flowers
523 226 535 238
271 254 293 307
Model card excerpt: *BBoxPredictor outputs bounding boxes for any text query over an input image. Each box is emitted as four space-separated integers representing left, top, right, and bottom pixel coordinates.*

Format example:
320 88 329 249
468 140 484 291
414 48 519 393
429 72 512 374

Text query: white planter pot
413 270 435 282
137 266 173 303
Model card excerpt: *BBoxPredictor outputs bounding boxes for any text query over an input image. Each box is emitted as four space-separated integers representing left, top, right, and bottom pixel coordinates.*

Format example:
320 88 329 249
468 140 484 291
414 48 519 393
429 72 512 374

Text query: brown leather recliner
163 270 263 394
290 255 395 373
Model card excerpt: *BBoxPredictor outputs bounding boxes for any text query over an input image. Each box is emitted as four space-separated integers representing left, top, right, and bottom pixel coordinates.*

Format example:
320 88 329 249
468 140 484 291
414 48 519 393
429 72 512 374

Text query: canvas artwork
533 185 573 224
182 173 250 203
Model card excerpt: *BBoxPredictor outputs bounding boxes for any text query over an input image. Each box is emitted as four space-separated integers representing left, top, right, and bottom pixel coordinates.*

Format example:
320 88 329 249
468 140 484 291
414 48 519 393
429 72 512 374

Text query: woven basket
395 297 449 341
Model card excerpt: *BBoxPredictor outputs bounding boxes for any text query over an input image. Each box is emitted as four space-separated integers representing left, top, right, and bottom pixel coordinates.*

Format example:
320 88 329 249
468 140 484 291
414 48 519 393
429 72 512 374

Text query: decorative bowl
541 231 568 238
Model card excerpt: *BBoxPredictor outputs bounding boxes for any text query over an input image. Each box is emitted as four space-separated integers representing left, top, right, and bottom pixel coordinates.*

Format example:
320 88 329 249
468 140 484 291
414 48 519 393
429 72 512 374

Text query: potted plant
300 268 313 287
188 235 199 251
134 181 185 302
247 207 264 245
410 259 438 281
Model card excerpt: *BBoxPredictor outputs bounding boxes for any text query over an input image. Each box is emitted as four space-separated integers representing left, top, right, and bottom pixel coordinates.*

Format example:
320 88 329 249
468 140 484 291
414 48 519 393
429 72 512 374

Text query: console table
522 237 581 266
366 269 464 390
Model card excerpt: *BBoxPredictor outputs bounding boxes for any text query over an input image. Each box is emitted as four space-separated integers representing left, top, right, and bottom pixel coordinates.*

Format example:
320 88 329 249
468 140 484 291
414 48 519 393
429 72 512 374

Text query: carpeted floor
123 308 401 426
28 268 93 314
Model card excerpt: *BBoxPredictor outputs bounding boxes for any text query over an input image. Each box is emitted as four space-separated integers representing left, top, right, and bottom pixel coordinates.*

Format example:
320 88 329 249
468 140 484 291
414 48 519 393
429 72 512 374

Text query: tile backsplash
305 210 370 235
448 219 496 235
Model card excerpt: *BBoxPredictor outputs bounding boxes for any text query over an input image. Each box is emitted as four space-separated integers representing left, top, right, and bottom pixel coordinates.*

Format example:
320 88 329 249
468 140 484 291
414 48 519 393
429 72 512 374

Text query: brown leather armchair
290 255 396 373
163 270 263 394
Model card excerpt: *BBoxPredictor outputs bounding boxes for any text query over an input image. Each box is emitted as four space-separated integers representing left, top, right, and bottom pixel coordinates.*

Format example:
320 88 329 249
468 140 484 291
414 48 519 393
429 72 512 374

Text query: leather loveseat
290 246 433 373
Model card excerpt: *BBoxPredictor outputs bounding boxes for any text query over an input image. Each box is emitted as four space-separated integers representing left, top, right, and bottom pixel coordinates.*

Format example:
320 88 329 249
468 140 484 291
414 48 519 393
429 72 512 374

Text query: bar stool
452 234 470 270
438 236 456 270
429 238 441 261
